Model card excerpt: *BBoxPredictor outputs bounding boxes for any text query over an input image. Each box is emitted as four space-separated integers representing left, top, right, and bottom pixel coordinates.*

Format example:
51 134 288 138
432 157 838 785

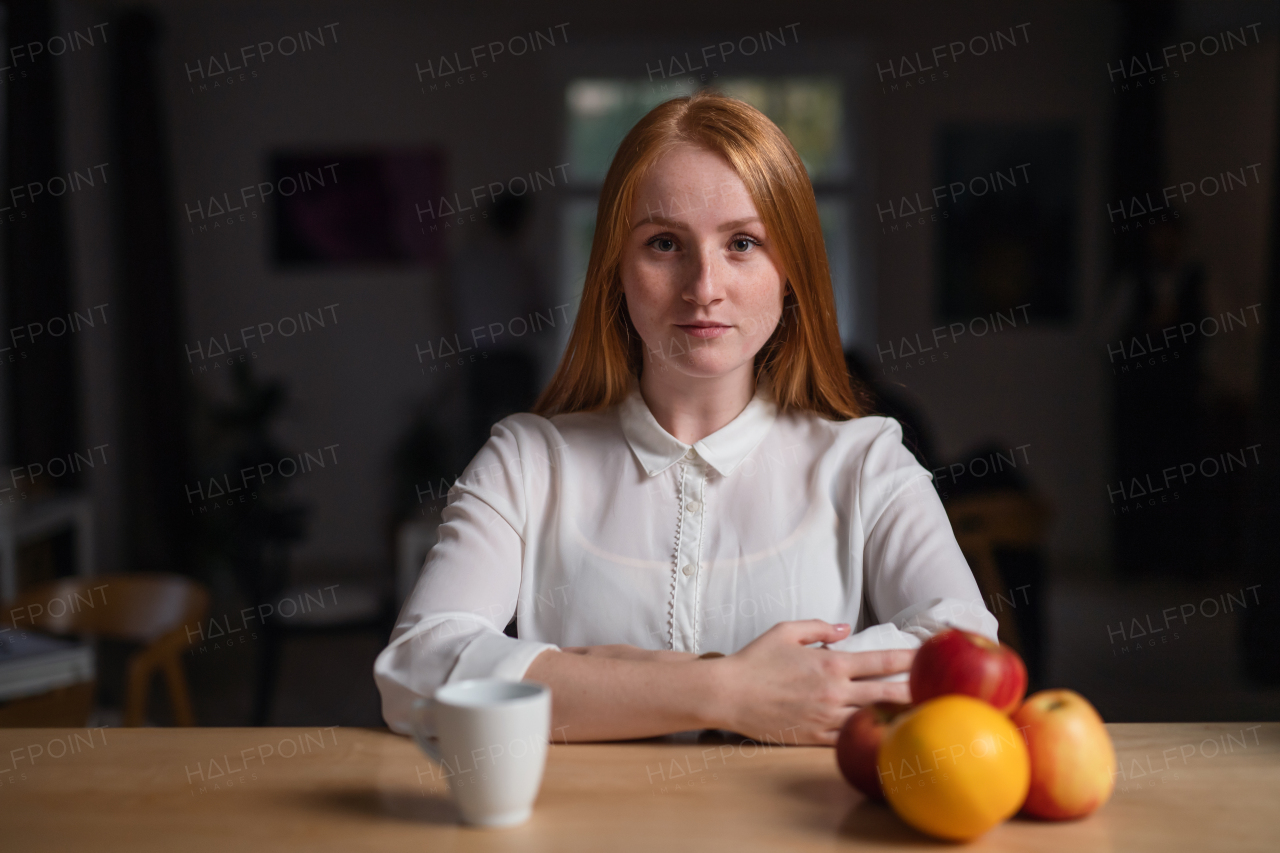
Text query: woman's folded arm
373 470 559 736
856 474 1000 647
845 420 1000 655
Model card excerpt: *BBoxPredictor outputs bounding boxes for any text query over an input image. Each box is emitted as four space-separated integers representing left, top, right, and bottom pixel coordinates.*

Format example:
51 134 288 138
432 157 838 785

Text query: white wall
154 2 573 568
54 0 1277 576
862 2 1119 565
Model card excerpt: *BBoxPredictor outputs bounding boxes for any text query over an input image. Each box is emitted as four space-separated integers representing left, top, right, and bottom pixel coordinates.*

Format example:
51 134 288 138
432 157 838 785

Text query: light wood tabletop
0 723 1276 851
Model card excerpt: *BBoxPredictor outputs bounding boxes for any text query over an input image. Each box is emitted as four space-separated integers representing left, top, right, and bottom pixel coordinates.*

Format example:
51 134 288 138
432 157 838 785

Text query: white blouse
375 377 999 734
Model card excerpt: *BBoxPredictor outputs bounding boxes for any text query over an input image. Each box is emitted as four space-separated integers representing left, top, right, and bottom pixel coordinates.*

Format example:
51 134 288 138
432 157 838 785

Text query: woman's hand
705 620 915 746
560 644 699 664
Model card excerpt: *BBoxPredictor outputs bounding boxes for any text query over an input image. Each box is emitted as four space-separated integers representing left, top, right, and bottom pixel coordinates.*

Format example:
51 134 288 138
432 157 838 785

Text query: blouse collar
618 374 778 478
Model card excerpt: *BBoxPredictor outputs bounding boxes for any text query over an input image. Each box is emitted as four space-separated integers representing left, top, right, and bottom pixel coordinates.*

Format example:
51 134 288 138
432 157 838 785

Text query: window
561 77 858 345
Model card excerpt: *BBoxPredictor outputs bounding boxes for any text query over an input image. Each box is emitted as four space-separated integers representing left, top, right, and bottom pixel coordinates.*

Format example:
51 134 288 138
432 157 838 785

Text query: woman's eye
648 236 676 252
731 236 759 252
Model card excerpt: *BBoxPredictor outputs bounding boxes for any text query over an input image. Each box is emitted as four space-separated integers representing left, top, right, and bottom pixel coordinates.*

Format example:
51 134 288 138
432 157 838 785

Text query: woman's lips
676 323 732 339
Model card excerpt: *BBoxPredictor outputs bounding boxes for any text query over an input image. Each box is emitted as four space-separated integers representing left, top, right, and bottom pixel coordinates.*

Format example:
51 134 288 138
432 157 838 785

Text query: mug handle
410 696 444 764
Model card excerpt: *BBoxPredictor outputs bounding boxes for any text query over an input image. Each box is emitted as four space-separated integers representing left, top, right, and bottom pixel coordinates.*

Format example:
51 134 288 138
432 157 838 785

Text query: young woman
375 90 997 746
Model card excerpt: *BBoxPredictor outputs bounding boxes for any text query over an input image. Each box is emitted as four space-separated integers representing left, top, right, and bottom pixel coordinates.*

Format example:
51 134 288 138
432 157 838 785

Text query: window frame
545 36 875 352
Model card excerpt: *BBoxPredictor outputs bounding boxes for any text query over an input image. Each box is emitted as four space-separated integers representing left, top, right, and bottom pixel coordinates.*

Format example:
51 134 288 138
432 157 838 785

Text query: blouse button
683 448 696 460
681 564 694 577
685 500 702 513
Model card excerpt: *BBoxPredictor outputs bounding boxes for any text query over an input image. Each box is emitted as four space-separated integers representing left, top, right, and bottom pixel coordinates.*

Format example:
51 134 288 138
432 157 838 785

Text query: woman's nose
683 244 726 306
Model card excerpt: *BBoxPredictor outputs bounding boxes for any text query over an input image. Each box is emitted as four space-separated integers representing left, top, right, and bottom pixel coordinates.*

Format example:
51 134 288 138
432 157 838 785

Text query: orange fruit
878 694 1030 841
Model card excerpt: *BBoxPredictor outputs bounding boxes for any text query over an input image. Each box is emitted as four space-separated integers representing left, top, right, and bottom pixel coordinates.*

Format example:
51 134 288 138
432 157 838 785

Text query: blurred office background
1 0 1278 727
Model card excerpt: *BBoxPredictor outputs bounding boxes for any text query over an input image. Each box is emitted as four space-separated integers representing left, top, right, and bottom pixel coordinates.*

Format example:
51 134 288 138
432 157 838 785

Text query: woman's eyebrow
631 215 762 232
632 215 687 232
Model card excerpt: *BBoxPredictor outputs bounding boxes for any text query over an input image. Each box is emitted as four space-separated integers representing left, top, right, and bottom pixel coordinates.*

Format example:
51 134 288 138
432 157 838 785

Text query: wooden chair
0 683 98 728
1 573 209 726
944 490 1053 653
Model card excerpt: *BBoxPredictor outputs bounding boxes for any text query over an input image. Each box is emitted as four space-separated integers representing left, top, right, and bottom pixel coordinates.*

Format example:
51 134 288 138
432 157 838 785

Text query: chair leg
967 547 1024 654
253 621 282 726
163 655 197 727
124 657 155 727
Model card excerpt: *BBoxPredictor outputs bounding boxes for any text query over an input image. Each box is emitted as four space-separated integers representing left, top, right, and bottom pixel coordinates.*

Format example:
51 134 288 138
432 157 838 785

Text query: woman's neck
638 362 757 445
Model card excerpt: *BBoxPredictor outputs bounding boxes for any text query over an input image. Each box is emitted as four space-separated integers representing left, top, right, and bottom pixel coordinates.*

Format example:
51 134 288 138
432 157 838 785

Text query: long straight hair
533 89 863 421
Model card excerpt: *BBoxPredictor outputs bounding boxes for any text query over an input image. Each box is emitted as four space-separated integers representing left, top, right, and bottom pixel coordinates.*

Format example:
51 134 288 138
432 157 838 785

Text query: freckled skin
620 143 787 385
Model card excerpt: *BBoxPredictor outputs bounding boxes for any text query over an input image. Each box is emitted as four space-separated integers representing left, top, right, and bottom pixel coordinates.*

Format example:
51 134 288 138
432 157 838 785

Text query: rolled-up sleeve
374 421 560 735
827 418 999 659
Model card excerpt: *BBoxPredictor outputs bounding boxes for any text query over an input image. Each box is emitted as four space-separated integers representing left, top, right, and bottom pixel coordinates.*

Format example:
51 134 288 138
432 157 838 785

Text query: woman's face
620 144 787 381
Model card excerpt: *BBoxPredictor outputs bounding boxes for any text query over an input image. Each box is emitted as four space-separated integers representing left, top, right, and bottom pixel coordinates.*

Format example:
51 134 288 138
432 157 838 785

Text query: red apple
1012 689 1116 820
909 629 1027 714
835 702 912 801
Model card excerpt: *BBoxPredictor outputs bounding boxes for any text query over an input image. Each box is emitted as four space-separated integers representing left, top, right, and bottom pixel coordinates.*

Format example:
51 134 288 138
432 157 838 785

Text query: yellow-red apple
835 702 912 801
910 628 1027 714
1012 689 1116 820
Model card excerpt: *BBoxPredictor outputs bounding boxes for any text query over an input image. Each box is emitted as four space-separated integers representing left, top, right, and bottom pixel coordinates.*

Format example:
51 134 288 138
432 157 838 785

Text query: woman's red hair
533 89 863 421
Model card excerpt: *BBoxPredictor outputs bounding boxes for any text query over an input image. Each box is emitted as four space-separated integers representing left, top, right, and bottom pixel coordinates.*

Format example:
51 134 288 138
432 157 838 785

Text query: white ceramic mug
410 678 552 828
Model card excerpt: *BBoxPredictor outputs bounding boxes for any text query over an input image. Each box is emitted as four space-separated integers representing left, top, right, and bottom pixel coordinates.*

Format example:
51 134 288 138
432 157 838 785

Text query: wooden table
1 723 1276 851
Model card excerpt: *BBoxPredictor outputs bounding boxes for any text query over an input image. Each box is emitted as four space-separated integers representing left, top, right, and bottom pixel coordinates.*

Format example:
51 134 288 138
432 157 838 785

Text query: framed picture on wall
270 150 446 266
935 126 1078 323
